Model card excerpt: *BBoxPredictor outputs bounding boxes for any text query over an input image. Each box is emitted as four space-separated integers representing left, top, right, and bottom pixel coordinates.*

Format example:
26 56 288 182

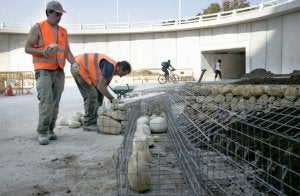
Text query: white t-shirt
215 62 221 71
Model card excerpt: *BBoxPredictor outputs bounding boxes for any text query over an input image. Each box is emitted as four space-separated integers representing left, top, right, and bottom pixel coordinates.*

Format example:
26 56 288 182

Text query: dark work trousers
215 70 222 79
72 73 103 127
35 69 65 135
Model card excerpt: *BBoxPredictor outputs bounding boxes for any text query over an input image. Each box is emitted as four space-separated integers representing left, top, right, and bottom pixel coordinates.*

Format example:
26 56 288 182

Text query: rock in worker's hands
71 63 80 76
43 44 59 57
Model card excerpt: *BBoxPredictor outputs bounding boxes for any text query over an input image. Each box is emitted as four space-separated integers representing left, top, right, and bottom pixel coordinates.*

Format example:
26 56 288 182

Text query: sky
0 0 263 25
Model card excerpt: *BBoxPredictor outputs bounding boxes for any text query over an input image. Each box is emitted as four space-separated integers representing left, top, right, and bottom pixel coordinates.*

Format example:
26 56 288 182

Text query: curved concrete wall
0 0 299 81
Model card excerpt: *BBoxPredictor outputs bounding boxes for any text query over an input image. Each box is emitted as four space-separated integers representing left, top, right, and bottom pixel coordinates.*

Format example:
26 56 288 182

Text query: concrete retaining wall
0 0 299 81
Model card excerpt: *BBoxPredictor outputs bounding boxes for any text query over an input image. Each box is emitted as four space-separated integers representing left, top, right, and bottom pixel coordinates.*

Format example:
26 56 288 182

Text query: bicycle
158 69 180 84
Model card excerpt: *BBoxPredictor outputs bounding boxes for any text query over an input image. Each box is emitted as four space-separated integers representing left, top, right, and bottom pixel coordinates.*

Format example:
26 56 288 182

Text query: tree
222 0 231 11
202 3 221 15
221 0 250 11
197 0 250 16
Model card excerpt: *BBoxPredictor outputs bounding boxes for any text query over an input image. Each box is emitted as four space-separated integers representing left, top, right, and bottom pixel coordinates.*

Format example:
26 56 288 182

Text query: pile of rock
57 103 129 134
188 84 300 116
97 103 128 134
57 112 84 128
241 68 274 79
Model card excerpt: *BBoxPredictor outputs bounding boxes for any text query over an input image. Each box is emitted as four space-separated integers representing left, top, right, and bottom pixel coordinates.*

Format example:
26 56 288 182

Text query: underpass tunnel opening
201 48 246 81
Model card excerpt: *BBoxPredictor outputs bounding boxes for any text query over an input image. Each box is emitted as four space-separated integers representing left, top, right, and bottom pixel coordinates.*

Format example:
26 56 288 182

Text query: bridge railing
0 0 293 31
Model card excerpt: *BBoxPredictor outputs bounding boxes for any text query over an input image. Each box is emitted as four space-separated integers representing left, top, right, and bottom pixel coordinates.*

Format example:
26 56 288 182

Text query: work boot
38 134 49 145
83 125 98 132
48 130 57 140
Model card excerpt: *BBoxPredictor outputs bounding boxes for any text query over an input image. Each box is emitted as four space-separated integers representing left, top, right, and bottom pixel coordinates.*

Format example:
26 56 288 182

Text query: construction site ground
0 86 125 196
0 73 299 195
0 83 179 196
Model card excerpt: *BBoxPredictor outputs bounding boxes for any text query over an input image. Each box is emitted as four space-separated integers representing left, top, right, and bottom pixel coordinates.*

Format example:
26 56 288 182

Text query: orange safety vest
32 20 67 70
75 53 117 86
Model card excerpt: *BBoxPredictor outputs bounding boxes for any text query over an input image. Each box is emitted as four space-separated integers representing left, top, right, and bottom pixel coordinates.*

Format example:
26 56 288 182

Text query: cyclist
161 60 175 80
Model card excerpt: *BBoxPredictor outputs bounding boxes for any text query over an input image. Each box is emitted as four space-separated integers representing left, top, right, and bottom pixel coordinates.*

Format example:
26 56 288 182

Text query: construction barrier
0 71 35 95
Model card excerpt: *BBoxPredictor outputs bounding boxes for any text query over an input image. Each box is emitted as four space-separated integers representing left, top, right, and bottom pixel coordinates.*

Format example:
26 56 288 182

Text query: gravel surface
0 86 122 196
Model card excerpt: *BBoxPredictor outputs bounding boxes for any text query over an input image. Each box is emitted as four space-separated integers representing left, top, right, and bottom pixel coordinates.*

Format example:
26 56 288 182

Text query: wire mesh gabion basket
115 84 300 196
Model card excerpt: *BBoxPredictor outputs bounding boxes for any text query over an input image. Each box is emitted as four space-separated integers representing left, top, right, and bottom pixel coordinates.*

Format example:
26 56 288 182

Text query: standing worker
161 60 175 80
71 53 131 132
25 1 79 145
214 59 222 81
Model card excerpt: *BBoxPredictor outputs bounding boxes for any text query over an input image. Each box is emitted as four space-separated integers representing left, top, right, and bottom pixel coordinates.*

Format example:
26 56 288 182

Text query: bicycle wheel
158 75 167 84
171 74 179 84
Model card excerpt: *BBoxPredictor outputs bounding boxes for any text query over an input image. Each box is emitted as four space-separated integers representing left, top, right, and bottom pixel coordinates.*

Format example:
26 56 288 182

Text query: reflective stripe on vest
76 53 117 86
83 53 100 84
94 53 100 83
83 53 91 79
33 57 65 64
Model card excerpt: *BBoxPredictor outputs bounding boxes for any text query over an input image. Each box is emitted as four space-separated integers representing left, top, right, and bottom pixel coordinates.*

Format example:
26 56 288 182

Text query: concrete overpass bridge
0 0 299 81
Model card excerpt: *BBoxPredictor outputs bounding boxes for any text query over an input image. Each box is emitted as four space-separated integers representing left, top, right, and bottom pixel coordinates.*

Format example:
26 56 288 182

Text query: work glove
43 44 59 57
70 63 80 76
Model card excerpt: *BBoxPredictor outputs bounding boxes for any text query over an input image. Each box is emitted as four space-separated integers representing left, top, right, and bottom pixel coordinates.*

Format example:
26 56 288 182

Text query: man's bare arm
65 39 76 64
96 77 115 102
24 24 44 56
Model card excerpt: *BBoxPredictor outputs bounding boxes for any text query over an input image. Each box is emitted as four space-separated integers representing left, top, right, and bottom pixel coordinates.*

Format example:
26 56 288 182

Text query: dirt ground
0 86 123 196
1 70 298 196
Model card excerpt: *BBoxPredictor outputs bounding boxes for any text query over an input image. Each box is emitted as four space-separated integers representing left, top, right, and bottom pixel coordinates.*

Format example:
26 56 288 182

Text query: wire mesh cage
115 95 192 195
115 83 300 195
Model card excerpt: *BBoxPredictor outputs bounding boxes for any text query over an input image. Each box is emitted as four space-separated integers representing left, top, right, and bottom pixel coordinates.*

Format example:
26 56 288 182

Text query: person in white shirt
214 59 222 81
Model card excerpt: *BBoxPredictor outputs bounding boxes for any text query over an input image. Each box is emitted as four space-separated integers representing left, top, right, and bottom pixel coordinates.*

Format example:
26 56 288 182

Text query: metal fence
0 71 35 94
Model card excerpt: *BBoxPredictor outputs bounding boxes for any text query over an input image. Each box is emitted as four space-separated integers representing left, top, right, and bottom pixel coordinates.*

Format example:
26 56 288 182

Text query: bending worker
71 53 131 132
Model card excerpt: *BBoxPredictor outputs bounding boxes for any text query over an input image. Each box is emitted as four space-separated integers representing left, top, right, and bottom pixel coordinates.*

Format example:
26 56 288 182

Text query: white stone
149 117 167 133
97 115 122 135
284 87 298 102
68 120 82 128
97 108 113 118
111 110 127 121
133 133 149 152
112 103 127 111
135 124 151 136
57 118 68 126
127 151 151 192
136 116 150 125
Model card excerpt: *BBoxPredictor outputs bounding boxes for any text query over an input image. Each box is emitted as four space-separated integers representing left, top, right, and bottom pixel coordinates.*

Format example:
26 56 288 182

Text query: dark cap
46 1 66 13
